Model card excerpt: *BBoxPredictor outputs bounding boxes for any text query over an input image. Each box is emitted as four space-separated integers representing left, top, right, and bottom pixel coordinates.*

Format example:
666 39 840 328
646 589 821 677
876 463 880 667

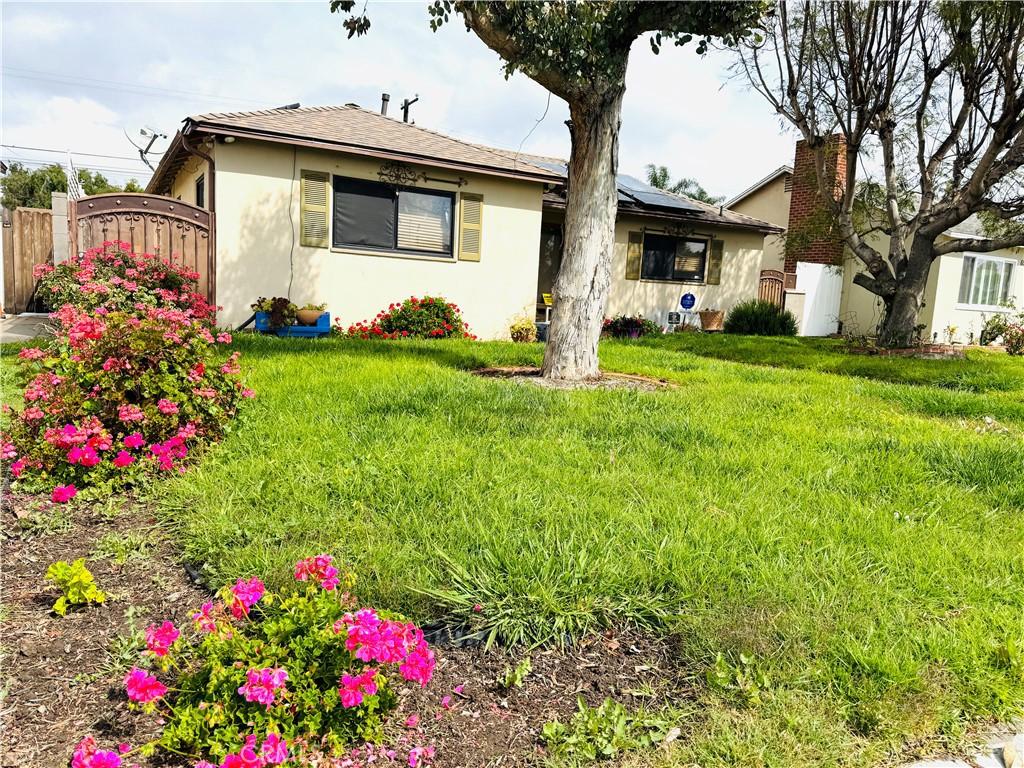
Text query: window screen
333 176 395 250
397 190 452 254
641 234 707 282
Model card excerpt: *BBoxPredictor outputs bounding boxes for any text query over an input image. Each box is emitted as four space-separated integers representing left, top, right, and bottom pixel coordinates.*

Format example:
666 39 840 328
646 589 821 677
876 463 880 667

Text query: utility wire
1 156 151 177
1 66 270 106
1 144 153 163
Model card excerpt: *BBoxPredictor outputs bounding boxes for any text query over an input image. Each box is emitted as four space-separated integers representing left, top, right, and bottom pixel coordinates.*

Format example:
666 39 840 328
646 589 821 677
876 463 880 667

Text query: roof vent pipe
381 93 390 116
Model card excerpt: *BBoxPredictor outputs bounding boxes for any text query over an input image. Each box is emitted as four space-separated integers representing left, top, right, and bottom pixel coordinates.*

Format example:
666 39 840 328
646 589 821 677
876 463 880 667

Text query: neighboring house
731 139 1024 343
148 103 779 337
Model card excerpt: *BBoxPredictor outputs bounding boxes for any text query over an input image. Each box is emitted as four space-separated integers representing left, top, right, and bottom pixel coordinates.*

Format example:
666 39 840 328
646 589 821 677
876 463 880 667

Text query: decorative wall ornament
378 161 421 187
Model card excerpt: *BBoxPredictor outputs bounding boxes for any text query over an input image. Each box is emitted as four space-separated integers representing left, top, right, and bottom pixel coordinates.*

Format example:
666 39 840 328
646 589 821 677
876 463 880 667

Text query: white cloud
3 10 76 43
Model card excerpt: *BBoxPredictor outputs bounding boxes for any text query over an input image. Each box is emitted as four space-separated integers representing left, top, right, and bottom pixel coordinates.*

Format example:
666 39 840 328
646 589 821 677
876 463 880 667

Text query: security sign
680 293 696 310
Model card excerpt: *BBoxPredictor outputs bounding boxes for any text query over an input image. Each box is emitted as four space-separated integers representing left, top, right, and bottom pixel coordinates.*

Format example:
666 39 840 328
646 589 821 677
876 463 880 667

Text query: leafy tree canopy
1 162 144 210
645 164 723 204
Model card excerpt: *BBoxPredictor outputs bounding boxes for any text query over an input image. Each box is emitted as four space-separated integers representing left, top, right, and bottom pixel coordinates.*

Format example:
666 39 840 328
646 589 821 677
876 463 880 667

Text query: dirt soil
473 367 675 392
1 490 690 768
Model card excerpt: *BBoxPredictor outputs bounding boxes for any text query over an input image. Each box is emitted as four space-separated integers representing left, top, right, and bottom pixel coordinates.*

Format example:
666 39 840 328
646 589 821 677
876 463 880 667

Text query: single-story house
728 140 1024 343
148 102 780 338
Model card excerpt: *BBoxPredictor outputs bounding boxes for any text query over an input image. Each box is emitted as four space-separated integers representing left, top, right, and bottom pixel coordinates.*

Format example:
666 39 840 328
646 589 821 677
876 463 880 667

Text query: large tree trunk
877 235 934 346
542 87 625 381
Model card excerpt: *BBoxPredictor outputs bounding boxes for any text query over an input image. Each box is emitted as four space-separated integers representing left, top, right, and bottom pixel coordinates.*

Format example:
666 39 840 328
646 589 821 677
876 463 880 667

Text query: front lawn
160 334 1024 766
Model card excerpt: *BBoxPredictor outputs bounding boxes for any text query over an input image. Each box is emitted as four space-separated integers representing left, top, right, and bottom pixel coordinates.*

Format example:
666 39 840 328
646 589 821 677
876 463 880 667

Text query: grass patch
23 331 1024 763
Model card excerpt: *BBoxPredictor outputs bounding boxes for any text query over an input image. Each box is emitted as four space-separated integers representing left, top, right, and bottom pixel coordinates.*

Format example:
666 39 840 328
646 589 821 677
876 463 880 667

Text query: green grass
12 331 1021 765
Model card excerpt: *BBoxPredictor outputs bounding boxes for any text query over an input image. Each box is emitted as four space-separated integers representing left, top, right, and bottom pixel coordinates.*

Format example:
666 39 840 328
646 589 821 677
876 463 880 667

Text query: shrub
509 317 537 343
724 299 798 336
1 243 250 498
340 296 476 339
602 315 662 339
45 558 106 616
35 241 214 321
979 312 1011 346
1004 318 1024 355
71 555 437 767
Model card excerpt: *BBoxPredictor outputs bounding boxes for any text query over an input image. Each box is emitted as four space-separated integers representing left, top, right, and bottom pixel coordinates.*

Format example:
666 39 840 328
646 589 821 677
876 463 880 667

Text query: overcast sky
1 1 797 199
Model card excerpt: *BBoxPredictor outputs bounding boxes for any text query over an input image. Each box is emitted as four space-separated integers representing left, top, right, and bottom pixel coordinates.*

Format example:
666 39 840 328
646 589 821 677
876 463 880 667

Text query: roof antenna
275 103 301 110
401 94 419 123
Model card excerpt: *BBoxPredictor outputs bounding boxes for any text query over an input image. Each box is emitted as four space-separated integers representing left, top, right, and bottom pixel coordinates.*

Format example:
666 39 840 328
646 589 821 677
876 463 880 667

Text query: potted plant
296 302 327 326
698 307 725 332
251 297 298 330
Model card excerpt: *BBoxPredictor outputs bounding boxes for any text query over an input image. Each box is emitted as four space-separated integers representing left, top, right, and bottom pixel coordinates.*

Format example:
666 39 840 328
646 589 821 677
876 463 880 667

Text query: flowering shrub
1 242 250 497
71 555 437 768
339 296 476 340
35 241 214 321
1004 316 1024 355
602 315 663 339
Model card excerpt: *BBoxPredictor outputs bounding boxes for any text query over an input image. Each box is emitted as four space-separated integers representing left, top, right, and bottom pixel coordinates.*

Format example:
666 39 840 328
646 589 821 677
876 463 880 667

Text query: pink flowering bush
34 241 215 320
75 555 437 767
1 243 250 495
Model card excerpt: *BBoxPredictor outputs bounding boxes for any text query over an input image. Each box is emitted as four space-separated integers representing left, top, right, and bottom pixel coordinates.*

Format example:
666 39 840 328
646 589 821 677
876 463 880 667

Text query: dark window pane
641 233 676 280
333 176 395 249
195 175 205 209
397 190 453 254
673 239 706 281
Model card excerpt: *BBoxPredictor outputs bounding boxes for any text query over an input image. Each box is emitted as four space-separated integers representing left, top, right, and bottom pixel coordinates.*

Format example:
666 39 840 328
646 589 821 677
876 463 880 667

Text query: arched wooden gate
70 194 214 301
758 269 785 307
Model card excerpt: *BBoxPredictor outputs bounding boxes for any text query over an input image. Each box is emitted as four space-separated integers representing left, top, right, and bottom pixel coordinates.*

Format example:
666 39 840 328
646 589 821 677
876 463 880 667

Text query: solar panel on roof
616 174 702 211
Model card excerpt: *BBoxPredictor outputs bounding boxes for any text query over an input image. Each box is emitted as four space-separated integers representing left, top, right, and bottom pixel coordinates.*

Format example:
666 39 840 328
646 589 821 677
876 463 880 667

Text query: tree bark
542 88 624 381
877 235 933 346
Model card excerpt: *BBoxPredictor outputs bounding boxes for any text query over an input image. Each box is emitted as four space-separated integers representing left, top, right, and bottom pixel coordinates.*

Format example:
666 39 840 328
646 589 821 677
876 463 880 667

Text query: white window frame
956 252 1016 311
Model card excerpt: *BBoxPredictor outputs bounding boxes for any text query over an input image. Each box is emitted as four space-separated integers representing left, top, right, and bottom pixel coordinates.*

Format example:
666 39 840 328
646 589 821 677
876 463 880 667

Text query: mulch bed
473 366 675 392
1 490 690 768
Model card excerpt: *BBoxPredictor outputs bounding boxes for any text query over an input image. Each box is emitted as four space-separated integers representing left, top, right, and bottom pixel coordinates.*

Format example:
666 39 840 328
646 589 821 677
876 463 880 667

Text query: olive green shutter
706 239 724 285
625 231 643 280
458 193 483 261
299 170 329 248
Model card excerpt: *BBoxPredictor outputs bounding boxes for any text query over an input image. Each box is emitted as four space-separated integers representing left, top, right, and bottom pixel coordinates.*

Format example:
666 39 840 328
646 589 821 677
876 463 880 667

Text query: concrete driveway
0 314 53 343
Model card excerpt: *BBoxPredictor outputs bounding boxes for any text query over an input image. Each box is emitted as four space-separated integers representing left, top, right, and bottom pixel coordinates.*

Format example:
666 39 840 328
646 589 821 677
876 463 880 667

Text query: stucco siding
197 139 543 338
169 153 210 209
606 217 766 325
728 176 789 273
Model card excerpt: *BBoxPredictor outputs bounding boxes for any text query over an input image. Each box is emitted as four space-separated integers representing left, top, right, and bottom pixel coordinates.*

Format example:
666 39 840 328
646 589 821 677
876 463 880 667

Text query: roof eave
188 121 560 185
542 197 783 234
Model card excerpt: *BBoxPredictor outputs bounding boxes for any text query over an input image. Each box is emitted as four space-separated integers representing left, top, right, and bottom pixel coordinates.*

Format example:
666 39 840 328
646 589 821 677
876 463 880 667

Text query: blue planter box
254 311 331 338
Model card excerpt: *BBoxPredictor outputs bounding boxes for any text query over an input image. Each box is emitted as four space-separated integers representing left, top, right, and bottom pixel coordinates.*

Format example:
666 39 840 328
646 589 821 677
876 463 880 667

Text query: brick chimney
784 134 847 276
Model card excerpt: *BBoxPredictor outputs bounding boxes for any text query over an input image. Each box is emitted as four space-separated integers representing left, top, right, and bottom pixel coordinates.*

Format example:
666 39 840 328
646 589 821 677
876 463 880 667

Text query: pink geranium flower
144 620 179 657
237 667 288 710
261 732 288 765
124 667 167 703
52 484 77 503
192 601 218 633
338 667 378 708
123 432 145 449
157 398 179 415
72 735 122 768
229 577 264 618
112 450 135 468
293 554 340 591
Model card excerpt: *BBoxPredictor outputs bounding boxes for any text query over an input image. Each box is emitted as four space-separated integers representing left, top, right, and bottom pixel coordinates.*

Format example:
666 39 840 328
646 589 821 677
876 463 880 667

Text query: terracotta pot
698 310 724 332
296 309 323 326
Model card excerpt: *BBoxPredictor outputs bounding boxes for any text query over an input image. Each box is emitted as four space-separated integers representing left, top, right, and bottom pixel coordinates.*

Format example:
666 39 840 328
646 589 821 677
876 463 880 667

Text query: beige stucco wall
728 175 790 272
186 139 544 338
606 216 767 326
169 153 210 208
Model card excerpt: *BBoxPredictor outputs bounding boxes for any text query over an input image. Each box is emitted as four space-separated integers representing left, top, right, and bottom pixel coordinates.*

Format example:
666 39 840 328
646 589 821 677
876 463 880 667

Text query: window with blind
958 255 1015 308
640 233 708 282
332 176 454 257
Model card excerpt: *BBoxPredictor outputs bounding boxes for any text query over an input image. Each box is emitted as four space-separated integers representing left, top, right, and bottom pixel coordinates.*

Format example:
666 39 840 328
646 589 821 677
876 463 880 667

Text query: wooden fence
2 207 53 314
758 269 786 308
